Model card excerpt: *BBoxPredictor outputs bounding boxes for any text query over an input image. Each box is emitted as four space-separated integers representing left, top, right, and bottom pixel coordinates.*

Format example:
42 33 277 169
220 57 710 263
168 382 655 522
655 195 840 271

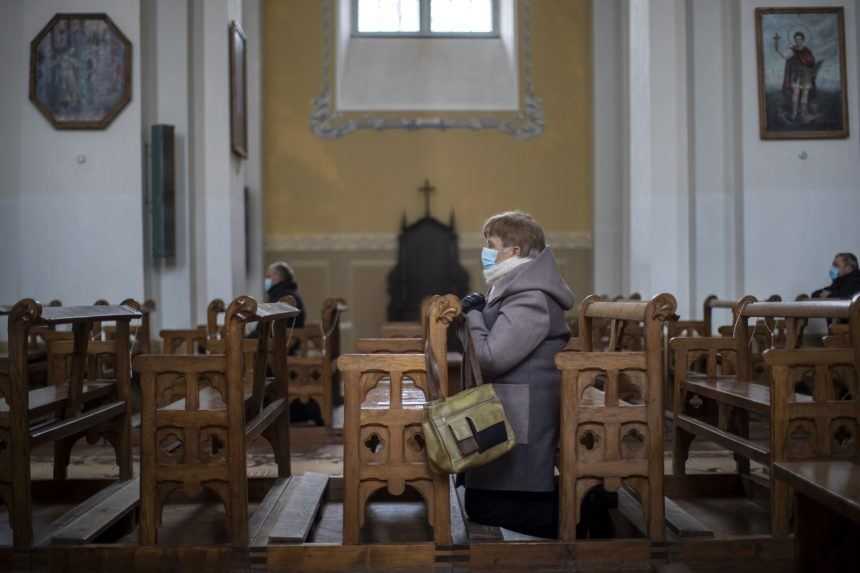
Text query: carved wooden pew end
136 297 299 546
338 295 458 546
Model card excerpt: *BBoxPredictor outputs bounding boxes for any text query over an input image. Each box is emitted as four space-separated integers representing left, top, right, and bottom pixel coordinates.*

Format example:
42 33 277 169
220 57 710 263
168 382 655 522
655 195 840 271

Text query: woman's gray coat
465 248 575 492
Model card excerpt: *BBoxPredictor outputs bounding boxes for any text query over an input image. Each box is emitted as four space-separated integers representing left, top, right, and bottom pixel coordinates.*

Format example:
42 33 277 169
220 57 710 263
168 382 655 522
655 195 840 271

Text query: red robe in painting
783 46 817 97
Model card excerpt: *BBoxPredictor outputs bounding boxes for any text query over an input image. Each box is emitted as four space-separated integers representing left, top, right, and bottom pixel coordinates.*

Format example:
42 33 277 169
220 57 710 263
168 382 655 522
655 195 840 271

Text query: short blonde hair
481 211 546 258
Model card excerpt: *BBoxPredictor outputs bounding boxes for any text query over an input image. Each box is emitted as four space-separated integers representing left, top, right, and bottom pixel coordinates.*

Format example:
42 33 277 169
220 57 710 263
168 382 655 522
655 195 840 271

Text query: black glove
461 292 486 314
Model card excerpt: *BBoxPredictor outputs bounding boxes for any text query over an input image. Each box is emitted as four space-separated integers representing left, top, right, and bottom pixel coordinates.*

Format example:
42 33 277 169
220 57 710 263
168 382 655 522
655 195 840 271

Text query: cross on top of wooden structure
418 178 435 218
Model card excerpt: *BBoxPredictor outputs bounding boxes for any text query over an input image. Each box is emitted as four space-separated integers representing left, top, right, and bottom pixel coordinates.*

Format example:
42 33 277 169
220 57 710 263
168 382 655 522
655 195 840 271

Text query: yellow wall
263 0 593 237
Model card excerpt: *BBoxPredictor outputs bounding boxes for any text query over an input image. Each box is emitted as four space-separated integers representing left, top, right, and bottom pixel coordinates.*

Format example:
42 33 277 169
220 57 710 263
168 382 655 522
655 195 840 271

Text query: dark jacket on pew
465 248 574 493
267 280 306 328
813 269 860 301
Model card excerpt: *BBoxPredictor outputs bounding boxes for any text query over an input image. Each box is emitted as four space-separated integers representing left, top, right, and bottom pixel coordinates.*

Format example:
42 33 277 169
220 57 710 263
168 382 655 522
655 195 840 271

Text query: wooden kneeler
338 295 458 546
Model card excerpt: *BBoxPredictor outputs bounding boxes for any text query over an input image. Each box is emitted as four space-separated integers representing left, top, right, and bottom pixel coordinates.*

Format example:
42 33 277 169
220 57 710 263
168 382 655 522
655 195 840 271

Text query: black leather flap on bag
467 418 508 453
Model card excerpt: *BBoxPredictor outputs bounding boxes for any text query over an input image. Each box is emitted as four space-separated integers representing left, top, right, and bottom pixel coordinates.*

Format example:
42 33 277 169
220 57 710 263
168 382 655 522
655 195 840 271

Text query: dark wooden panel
50 479 140 544
773 460 860 523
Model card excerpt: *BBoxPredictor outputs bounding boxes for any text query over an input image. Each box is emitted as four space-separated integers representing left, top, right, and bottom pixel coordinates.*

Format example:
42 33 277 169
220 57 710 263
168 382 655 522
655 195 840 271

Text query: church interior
1 0 859 571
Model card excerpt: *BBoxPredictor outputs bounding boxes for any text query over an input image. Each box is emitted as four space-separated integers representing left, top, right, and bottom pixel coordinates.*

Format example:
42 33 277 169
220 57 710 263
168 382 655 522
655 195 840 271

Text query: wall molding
266 231 593 252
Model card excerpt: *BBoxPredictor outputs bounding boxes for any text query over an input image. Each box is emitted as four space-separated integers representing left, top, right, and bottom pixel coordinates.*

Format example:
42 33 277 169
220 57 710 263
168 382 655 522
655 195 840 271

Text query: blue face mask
481 248 498 270
829 266 840 281
264 277 273 291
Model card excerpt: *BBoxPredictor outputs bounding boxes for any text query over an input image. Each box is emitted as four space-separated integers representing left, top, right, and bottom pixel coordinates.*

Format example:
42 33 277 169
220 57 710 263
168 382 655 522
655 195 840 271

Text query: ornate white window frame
310 0 544 139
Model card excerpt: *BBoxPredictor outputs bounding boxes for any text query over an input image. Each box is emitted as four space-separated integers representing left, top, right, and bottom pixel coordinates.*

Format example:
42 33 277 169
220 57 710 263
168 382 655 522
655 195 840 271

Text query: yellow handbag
422 319 516 474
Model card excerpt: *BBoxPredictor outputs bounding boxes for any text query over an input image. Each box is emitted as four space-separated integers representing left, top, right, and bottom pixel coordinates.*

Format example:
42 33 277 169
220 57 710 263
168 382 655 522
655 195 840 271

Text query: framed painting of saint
756 7 849 140
29 13 132 130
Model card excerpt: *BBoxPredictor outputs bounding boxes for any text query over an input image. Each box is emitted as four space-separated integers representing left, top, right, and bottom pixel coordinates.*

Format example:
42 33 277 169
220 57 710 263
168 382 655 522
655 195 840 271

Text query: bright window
354 0 498 37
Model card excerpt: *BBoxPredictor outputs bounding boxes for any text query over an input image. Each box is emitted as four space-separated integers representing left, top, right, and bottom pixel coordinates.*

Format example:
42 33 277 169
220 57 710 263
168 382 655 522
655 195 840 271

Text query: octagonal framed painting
29 13 132 130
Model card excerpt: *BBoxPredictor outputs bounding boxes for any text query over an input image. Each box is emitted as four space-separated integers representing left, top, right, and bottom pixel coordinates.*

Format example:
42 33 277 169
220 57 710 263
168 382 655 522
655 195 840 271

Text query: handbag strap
457 317 484 391
424 315 484 401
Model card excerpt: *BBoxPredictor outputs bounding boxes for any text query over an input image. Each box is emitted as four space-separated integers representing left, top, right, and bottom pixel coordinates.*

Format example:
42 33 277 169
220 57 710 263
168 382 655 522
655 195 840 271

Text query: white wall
626 0 693 317
0 0 144 332
191 0 250 325
594 0 860 324
592 0 626 295
0 0 264 339
741 0 860 300
689 0 744 309
141 0 196 330
244 0 265 304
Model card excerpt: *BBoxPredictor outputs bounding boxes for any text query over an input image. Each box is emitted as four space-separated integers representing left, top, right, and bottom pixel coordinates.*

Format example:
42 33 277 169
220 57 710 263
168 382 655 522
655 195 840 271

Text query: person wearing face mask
457 211 586 539
812 253 860 300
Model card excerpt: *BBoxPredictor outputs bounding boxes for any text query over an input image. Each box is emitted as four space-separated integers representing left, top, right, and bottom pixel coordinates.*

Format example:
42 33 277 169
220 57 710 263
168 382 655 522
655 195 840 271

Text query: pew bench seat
683 375 812 415
772 460 860 524
0 381 115 420
773 460 860 572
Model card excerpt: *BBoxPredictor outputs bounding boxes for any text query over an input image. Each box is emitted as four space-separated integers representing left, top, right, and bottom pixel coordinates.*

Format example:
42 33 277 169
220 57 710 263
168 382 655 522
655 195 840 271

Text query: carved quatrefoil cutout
622 428 645 448
364 433 384 455
407 432 426 453
580 431 598 451
310 369 322 382
834 425 854 449
688 395 704 409
158 431 185 463
200 429 226 461
790 425 813 442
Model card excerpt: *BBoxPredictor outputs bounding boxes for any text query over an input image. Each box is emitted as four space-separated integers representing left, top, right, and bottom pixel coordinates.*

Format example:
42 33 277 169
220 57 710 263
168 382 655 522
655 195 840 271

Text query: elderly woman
265 261 306 326
459 211 574 538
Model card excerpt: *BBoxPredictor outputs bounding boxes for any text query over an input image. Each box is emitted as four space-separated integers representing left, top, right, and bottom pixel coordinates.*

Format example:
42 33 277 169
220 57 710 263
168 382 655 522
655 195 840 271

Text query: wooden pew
355 335 461 394
582 293 645 352
205 298 227 341
0 300 141 548
671 296 860 509
354 338 424 354
766 345 859 537
283 298 347 428
379 296 434 339
103 298 156 356
380 322 423 339
159 327 207 355
1 300 63 389
772 460 860 572
665 295 721 343
555 294 678 542
337 295 458 546
154 297 223 356
135 296 303 546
